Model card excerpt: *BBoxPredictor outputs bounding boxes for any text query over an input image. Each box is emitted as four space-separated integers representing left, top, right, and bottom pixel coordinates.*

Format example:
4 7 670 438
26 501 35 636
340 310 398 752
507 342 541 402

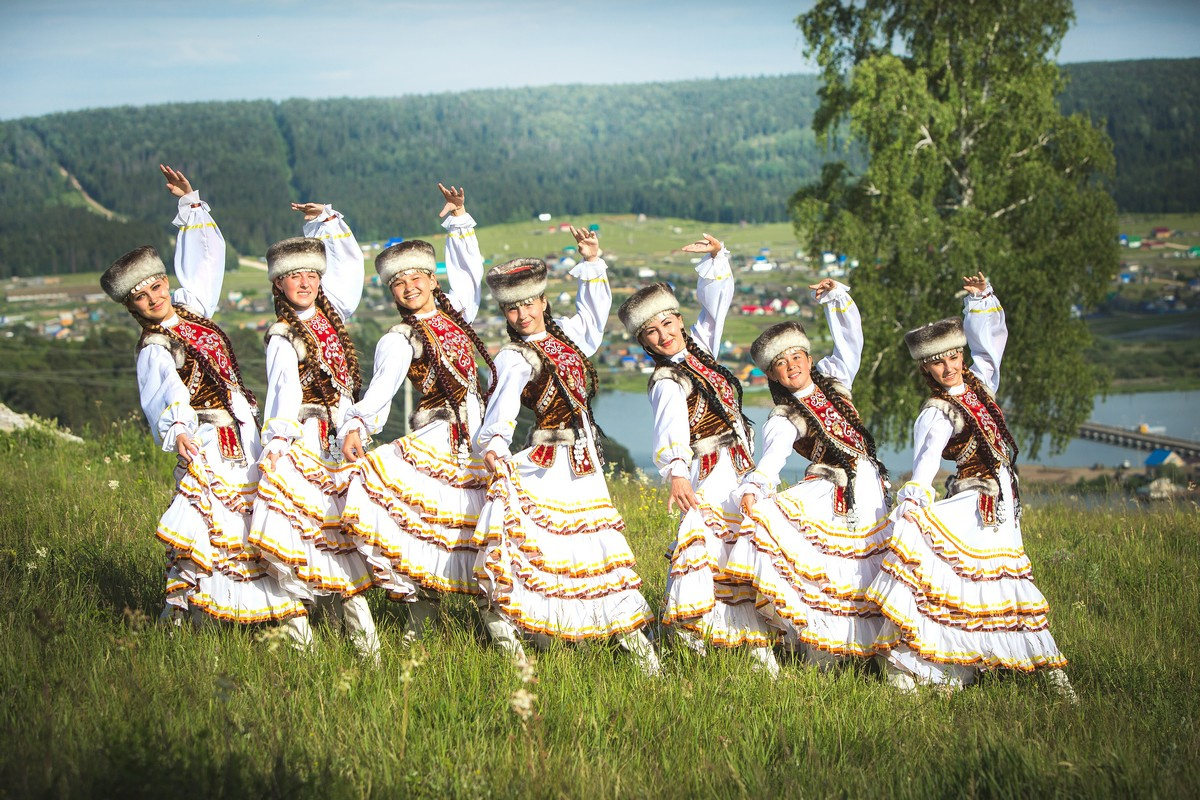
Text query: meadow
2 420 1198 799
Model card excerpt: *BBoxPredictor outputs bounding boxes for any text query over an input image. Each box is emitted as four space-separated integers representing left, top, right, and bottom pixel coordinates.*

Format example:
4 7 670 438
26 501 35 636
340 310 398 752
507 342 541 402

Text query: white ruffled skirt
157 421 305 623
471 444 654 641
868 471 1067 683
342 420 488 600
725 460 888 657
248 427 372 603
661 448 777 648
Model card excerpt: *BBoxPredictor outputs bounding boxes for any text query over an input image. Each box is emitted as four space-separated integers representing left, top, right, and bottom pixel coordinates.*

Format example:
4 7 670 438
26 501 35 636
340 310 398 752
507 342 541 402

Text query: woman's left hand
809 278 836 299
160 164 193 198
570 226 600 261
668 476 700 514
290 202 326 222
963 271 988 296
680 233 723 256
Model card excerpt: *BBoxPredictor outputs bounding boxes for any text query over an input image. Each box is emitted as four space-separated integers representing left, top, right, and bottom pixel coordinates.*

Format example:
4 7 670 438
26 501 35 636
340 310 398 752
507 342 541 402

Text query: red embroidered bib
797 386 871 460
952 387 1010 465
302 310 355 396
683 352 739 419
531 334 589 410
418 313 477 389
172 318 241 390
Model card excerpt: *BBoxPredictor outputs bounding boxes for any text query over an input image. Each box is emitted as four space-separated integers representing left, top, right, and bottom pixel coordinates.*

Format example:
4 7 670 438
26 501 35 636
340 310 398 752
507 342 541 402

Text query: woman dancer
340 184 493 642
471 228 660 673
101 165 304 627
729 279 889 668
868 272 1075 699
248 201 379 659
617 234 778 675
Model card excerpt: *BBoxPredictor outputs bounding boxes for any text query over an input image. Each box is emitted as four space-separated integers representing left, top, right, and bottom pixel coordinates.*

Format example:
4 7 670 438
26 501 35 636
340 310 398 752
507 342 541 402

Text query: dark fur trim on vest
648 363 692 395
387 323 424 361
921 397 967 435
410 405 456 431
945 473 1000 499
806 462 849 487
528 427 579 448
267 321 307 361
297 403 330 425
137 332 187 369
500 341 543 382
691 429 742 458
196 408 236 428
769 404 808 440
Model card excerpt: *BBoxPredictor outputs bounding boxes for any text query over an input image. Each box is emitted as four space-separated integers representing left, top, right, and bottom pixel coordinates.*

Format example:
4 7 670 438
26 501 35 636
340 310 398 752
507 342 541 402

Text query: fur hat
904 317 966 362
617 283 680 336
376 240 436 286
101 245 168 303
267 237 326 282
750 322 811 372
486 258 548 307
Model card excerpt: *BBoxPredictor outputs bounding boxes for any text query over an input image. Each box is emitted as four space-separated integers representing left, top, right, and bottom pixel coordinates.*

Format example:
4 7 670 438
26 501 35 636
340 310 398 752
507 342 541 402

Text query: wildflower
108 480 120 490
35 546 48 559
254 625 293 653
335 668 358 693
510 688 538 722
119 453 131 463
104 456 111 464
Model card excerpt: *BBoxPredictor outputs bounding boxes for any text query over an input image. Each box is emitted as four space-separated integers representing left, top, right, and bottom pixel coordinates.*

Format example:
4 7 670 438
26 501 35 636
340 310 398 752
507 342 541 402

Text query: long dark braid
922 368 1020 477
769 372 889 514
132 304 258 417
645 327 755 445
506 303 607 462
270 286 357 423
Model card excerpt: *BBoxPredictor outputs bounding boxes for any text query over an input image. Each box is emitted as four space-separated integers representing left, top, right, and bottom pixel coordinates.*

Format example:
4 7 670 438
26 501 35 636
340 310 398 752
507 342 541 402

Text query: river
593 388 1200 478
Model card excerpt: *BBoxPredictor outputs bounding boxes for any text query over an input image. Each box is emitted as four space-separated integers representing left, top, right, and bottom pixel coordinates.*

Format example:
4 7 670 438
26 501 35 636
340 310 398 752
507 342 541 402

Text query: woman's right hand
484 450 506 475
668 476 700 514
342 430 365 462
175 432 200 465
740 492 756 516
901 498 919 523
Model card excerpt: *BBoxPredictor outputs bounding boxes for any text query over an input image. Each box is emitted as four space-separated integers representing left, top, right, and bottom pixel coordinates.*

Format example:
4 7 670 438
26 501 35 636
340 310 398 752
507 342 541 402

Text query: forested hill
1 59 1196 278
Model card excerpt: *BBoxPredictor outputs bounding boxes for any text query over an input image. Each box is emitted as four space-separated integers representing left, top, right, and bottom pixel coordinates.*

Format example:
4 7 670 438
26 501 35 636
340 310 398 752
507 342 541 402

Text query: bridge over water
1078 423 1200 459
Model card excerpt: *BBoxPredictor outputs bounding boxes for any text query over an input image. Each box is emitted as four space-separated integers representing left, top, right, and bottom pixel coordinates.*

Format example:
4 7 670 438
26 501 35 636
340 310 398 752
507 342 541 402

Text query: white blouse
260 206 366 456
477 258 612 459
739 281 862 495
898 283 1005 507
340 212 484 438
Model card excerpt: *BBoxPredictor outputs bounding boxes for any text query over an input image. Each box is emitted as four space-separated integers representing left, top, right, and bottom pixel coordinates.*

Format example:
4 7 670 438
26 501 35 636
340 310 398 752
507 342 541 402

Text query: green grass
2 423 1199 798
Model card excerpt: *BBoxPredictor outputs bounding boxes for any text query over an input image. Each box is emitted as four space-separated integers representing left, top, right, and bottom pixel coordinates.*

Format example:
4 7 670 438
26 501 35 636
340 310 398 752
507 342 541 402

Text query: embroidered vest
923 385 1016 526
394 313 479 450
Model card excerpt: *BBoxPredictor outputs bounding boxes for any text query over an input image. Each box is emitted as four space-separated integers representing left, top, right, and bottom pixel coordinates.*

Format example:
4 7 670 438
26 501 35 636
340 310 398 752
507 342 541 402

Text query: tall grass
1 424 1198 798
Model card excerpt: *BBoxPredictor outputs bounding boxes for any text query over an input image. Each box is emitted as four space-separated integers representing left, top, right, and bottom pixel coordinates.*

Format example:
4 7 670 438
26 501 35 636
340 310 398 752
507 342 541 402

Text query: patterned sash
418 313 478 390
797 386 871 461
950 387 1010 466
172 318 241 391
302 310 355 397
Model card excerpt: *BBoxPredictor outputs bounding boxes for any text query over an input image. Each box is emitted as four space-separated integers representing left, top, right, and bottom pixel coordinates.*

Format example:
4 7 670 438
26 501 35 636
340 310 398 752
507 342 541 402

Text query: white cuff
484 435 512 460
569 258 608 280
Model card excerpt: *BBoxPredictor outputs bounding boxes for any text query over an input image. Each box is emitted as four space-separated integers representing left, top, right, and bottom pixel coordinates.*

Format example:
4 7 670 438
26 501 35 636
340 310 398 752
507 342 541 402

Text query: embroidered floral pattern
173 319 239 389
302 310 354 396
953 388 1009 465
798 387 870 460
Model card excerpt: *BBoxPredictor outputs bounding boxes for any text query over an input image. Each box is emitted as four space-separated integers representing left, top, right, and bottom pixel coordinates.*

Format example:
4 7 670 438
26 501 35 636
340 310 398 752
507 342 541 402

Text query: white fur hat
750 322 811 372
617 283 680 336
486 258 548 307
376 240 436 286
267 237 326 282
101 245 168 303
904 317 966 362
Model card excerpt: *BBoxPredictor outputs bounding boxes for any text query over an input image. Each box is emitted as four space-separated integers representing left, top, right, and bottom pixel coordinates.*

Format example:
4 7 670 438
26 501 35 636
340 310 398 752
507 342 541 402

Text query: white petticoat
342 420 488 600
249 428 373 602
868 471 1067 679
661 448 778 648
471 446 654 641
725 459 888 657
157 422 305 623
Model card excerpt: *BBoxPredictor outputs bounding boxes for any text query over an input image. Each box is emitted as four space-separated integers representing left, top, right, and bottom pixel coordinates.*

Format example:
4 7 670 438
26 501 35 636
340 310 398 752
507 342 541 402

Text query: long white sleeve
441 212 484 323
649 378 694 480
340 331 414 437
260 336 304 447
964 282 1006 394
169 190 226 318
476 349 534 459
740 414 800 496
137 345 198 451
554 259 612 357
689 246 734 358
897 406 956 507
813 281 863 388
303 205 365 321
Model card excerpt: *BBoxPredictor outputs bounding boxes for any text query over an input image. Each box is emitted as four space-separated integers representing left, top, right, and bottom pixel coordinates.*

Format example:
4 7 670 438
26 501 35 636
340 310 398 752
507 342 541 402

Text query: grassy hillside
2 422 1199 797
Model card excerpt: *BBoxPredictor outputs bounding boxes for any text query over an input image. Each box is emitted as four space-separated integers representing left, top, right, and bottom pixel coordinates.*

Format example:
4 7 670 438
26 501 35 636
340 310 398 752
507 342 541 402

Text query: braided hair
269 286 363 425
506 301 607 463
768 371 888 514
644 322 754 445
131 304 257 418
922 367 1020 476
397 286 497 448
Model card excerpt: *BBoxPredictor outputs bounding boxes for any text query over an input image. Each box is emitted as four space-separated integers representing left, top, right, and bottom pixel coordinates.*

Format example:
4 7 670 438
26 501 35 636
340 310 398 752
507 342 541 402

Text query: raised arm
962 272 1006 395
811 279 863 387
437 183 485 323
296 202 365 321
554 226 612 356
162 164 226 318
680 233 734 357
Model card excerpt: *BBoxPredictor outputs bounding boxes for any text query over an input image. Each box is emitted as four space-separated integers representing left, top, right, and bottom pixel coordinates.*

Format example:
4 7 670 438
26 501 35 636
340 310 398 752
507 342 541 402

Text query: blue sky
2 0 1197 120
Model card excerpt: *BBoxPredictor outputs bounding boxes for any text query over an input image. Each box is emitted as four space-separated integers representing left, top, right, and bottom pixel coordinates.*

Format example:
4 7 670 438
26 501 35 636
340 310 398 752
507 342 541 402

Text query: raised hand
570 226 600 261
962 271 988 296
809 278 837 300
437 183 466 218
159 164 193 198
679 233 723 256
290 202 326 222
